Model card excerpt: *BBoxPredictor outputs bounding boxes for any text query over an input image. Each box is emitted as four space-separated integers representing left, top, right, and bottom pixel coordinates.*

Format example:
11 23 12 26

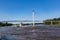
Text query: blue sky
0 0 60 21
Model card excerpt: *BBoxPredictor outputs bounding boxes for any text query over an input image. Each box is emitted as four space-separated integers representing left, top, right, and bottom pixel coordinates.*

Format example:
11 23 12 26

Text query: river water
0 25 60 40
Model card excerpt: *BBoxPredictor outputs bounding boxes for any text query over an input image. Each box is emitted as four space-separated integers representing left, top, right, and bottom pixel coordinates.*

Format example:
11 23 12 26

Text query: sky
0 0 60 21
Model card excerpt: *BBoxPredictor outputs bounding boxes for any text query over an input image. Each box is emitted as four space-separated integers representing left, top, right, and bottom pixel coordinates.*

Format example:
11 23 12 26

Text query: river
0 25 60 40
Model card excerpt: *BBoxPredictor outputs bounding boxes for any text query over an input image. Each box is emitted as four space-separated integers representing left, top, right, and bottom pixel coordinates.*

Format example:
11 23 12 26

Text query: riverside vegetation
44 17 60 25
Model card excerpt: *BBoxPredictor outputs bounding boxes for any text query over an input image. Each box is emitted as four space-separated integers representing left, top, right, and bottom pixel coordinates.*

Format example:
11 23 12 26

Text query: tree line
0 22 13 26
43 18 60 25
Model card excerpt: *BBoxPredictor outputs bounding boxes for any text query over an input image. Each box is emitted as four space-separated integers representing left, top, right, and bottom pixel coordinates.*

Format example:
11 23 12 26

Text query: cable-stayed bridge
0 20 43 23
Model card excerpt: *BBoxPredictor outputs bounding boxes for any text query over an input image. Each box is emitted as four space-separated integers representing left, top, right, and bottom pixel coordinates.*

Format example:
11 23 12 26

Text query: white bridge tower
32 10 35 27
